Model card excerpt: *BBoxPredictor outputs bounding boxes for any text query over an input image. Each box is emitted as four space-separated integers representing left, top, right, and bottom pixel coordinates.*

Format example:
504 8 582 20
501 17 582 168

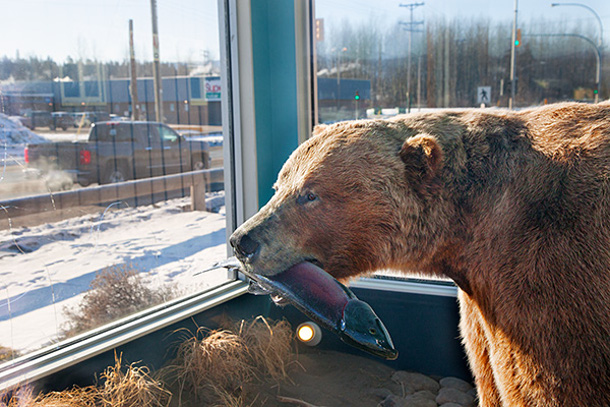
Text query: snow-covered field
0 197 229 353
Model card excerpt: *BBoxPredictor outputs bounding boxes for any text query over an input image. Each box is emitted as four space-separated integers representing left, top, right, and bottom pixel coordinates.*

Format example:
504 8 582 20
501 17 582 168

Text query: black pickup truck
24 121 211 186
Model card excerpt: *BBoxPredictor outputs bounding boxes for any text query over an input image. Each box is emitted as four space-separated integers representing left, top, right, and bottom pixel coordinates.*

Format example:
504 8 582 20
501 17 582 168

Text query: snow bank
0 114 47 146
0 114 48 163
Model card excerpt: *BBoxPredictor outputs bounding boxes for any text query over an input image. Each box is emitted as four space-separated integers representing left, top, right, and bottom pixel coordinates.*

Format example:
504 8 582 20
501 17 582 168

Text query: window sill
0 280 248 390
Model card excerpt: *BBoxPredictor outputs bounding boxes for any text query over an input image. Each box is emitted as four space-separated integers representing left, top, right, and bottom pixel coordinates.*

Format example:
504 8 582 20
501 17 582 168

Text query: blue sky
317 0 609 42
0 0 608 63
0 0 220 63
317 0 609 26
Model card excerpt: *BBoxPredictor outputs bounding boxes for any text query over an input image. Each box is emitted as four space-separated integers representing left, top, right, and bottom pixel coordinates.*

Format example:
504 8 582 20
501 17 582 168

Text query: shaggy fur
230 102 610 406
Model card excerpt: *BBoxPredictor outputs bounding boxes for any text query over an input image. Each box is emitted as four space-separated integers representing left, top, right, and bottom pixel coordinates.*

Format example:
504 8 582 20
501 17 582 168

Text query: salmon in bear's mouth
209 258 398 360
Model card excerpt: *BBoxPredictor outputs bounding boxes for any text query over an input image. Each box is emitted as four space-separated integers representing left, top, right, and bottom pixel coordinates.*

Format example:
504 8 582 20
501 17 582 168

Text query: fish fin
271 294 290 306
247 280 273 295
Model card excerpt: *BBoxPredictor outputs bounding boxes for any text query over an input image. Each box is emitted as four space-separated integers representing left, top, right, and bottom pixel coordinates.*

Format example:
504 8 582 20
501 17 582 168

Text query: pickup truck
24 121 212 186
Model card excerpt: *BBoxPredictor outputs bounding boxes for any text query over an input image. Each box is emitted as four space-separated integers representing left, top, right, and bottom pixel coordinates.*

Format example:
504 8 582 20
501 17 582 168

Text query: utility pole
334 47 347 114
509 0 518 109
150 0 164 123
129 19 139 121
417 55 422 110
400 2 424 113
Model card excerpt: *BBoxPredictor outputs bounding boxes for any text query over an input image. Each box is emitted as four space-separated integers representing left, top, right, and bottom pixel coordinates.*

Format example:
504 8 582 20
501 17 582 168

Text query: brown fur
230 102 610 406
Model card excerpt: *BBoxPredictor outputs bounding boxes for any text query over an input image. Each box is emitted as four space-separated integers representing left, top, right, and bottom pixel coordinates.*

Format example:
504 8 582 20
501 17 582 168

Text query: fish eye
369 328 377 335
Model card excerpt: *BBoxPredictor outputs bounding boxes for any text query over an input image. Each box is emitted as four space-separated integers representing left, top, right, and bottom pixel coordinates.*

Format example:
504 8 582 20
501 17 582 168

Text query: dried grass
0 354 170 407
162 316 296 405
162 327 253 403
237 316 294 382
97 353 172 407
0 385 96 407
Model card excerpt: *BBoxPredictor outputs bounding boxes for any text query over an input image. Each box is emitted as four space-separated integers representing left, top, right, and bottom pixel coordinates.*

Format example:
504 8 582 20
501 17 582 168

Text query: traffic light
515 28 522 47
354 91 360 101
315 19 324 42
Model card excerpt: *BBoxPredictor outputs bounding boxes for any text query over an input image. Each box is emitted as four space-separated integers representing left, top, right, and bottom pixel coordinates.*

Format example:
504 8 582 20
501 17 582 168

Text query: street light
551 2 603 102
509 0 518 109
551 3 603 47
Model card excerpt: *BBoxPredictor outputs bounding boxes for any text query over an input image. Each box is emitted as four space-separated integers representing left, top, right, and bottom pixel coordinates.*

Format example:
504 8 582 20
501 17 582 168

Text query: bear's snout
230 231 260 262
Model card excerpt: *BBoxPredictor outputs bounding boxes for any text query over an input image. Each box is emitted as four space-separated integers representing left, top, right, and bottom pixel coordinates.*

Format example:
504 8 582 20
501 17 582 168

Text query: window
0 0 232 367
313 0 608 282
159 125 179 143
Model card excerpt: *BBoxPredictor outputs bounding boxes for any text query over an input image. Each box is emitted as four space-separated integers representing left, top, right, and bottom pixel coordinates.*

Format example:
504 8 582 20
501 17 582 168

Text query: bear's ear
399 134 443 184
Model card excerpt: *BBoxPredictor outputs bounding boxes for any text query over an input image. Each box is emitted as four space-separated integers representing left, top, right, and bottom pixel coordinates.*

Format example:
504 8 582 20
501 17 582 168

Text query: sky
317 0 610 26
0 0 220 63
0 0 608 63
316 0 610 44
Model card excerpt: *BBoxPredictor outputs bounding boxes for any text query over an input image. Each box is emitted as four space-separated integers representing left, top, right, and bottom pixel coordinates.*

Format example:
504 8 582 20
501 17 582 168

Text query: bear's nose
230 232 260 261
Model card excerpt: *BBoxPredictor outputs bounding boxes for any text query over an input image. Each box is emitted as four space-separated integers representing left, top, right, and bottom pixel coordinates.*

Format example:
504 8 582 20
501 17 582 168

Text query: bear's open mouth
304 258 323 270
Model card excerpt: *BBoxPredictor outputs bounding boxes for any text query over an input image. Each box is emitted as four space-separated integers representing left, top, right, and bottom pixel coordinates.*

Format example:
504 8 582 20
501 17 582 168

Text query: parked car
24 121 211 186
51 112 75 130
17 111 52 130
17 111 76 130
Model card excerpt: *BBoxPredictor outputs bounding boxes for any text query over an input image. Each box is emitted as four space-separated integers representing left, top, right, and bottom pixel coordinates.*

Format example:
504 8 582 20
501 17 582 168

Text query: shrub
0 346 19 363
62 264 176 337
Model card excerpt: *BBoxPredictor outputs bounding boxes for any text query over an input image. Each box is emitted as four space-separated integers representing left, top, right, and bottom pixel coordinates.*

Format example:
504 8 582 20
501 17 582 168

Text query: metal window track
350 276 458 298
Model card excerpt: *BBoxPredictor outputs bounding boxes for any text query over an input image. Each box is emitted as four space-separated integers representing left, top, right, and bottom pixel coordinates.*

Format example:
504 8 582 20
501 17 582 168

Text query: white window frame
0 0 251 390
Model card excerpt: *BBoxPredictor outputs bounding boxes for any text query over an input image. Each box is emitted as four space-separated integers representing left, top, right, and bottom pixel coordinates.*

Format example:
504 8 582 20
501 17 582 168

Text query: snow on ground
0 197 229 352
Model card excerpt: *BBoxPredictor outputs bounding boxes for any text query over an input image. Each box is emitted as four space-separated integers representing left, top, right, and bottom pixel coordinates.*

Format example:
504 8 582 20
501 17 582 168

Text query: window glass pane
63 82 80 98
313 0 608 281
0 0 229 361
160 125 179 143
190 77 202 99
84 81 100 98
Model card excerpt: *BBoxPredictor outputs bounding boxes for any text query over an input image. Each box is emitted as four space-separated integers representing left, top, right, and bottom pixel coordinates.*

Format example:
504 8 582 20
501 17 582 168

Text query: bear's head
230 119 446 281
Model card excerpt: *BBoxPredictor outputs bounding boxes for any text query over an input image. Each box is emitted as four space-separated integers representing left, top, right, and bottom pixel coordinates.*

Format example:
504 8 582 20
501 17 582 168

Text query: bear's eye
297 192 318 205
